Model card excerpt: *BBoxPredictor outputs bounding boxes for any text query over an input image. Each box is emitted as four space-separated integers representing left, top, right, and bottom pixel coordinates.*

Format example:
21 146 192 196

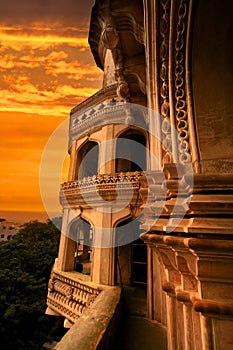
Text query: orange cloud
0 20 102 216
0 111 67 212
0 27 89 51
0 25 102 116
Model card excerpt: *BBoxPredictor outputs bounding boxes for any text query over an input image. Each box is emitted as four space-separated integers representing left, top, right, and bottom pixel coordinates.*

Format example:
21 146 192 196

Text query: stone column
56 209 76 271
98 124 115 174
67 142 76 181
92 210 115 286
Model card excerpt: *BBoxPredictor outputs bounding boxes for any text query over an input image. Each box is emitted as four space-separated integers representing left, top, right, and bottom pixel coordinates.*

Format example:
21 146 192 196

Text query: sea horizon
0 210 62 224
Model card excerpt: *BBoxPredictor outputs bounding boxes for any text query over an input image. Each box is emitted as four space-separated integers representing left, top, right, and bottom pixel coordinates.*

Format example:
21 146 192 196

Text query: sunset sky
0 0 102 222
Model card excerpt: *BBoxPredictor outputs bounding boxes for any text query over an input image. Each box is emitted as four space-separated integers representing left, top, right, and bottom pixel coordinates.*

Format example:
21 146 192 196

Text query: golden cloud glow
0 25 102 117
0 27 89 50
0 111 67 212
0 20 102 216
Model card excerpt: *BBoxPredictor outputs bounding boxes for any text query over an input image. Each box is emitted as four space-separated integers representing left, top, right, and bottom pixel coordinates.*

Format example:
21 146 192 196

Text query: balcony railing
60 171 144 209
46 269 101 324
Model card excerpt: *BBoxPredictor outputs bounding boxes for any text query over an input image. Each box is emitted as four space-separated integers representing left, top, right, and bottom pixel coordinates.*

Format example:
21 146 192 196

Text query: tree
0 220 61 350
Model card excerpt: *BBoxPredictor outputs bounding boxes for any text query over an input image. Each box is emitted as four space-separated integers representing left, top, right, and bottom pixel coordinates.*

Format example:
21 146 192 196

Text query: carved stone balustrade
46 269 102 324
60 171 144 209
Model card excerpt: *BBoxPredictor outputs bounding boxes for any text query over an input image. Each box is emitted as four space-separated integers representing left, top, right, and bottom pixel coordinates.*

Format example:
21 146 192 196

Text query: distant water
0 210 61 224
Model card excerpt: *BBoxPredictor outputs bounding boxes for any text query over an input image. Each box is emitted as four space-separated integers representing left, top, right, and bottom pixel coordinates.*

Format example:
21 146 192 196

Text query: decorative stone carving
141 232 233 350
139 167 233 234
70 92 148 144
60 171 143 209
159 0 172 164
46 270 101 324
98 0 130 102
101 21 119 50
174 0 191 163
144 0 198 166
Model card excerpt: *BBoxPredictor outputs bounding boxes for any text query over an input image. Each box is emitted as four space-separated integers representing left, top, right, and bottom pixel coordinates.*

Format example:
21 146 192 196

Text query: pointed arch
115 216 147 286
116 128 147 172
68 217 93 275
75 140 99 180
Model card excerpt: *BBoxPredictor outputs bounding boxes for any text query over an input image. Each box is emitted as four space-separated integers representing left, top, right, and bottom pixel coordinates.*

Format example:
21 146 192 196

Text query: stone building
0 219 20 241
46 0 233 349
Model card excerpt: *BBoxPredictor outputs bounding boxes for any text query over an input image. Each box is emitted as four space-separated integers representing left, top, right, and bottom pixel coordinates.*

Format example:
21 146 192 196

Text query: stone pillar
56 209 76 271
92 210 115 286
158 245 182 350
98 124 115 174
199 315 213 350
147 245 167 325
67 142 76 181
183 303 194 350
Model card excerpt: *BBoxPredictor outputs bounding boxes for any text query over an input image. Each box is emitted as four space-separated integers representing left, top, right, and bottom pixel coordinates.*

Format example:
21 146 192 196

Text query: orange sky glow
0 0 102 222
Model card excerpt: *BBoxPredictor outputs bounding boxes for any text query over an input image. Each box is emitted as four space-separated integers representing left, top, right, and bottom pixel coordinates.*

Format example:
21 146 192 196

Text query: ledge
54 286 122 350
194 299 233 317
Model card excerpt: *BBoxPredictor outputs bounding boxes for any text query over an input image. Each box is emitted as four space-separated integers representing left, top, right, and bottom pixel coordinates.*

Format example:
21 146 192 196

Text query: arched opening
69 218 93 275
75 141 99 179
116 129 147 173
115 217 147 286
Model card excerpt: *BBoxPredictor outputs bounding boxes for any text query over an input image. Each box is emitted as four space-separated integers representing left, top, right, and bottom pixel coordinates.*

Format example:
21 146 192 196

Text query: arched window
116 129 146 173
75 141 99 180
69 218 93 275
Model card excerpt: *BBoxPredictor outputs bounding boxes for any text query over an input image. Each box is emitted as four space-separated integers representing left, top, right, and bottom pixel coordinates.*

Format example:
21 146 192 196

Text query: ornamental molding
174 0 191 163
139 167 233 234
60 171 144 209
89 0 145 70
159 0 172 163
70 84 117 115
142 232 233 316
70 98 148 147
144 0 199 167
47 270 101 324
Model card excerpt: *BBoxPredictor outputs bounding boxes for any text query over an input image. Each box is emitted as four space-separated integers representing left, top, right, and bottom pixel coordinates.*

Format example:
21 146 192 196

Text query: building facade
0 219 20 241
46 1 233 349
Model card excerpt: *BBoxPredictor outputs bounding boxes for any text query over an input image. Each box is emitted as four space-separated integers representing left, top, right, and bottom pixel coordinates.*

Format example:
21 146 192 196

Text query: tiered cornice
140 166 233 234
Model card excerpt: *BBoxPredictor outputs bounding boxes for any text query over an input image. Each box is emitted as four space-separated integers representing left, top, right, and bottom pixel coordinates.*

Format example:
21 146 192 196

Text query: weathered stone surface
46 1 233 349
54 287 121 350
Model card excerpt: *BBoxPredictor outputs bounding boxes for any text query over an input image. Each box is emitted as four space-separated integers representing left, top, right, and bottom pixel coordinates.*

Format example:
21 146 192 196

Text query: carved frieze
159 0 172 163
47 270 101 324
69 92 149 146
60 171 143 209
144 0 197 166
174 0 191 163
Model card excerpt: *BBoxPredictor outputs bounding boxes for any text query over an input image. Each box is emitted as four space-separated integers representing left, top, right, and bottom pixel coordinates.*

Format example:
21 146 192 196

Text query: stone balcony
46 269 101 324
60 172 144 210
46 268 122 350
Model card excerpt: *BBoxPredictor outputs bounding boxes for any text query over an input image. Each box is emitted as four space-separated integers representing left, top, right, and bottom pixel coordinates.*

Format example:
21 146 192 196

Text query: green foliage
0 220 61 350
